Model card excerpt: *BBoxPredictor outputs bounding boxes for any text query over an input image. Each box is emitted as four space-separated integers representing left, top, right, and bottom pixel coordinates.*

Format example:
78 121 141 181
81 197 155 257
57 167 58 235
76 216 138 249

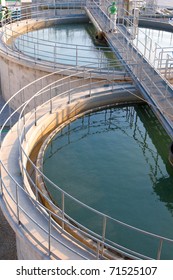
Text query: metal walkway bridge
1 0 173 261
85 0 173 138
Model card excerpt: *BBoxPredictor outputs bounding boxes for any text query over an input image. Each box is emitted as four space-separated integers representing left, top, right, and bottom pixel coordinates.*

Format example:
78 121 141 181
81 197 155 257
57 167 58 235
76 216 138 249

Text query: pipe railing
86 0 173 130
1 2 172 76
0 3 103 68
12 32 117 68
0 1 173 260
16 66 173 259
87 0 173 72
0 3 129 73
165 54 173 79
1 63 173 259
0 64 142 259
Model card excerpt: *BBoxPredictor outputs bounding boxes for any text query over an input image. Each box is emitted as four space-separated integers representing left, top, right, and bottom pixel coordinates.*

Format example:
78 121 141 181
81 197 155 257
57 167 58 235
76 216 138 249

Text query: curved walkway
1 63 141 259
1 1 173 260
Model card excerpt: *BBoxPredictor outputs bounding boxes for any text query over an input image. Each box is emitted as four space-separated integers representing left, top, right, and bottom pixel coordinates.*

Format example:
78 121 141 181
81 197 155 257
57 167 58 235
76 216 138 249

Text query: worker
107 2 117 32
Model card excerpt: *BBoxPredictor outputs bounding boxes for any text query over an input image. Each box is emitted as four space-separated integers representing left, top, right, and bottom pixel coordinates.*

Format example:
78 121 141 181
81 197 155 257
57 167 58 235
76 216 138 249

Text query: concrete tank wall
0 86 141 259
0 16 89 109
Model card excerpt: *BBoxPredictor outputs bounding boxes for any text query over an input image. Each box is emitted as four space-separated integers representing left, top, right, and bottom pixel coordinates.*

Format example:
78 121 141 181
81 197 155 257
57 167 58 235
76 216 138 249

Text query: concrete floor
0 94 17 259
0 209 17 260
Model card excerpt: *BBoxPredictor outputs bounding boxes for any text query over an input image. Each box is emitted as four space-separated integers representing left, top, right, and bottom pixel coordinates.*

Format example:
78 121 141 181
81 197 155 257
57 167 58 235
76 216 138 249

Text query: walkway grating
86 2 173 138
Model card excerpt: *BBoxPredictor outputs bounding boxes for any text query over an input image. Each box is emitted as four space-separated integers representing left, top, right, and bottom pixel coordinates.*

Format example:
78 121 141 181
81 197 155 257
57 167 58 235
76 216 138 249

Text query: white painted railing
0 1 173 260
1 64 173 260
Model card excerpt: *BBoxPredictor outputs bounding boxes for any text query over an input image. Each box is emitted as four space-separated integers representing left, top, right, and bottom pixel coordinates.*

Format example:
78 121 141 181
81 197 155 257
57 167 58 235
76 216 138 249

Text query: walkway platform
0 81 139 260
86 3 173 138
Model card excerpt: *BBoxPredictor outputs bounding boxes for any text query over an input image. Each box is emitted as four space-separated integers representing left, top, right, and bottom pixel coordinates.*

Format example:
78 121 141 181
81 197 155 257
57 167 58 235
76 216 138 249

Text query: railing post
165 56 169 80
153 43 157 68
35 179 39 201
89 72 92 97
136 28 139 49
144 35 147 58
23 114 27 141
159 49 164 69
0 174 3 196
76 45 78 67
68 78 71 104
16 184 20 224
165 82 168 100
96 241 100 259
50 86 53 114
149 38 152 61
54 45 56 68
48 212 51 258
62 192 65 231
101 216 107 255
36 4 38 21
157 238 163 260
111 80 114 93
34 96 37 126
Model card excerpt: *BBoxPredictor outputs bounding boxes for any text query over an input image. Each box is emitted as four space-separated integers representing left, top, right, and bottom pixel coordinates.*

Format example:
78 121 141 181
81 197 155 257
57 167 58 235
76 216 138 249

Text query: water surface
15 22 119 68
43 104 173 259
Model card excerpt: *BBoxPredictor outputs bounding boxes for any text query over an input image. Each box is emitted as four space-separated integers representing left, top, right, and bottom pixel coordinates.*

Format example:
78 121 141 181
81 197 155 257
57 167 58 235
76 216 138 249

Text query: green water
15 22 119 68
43 104 173 259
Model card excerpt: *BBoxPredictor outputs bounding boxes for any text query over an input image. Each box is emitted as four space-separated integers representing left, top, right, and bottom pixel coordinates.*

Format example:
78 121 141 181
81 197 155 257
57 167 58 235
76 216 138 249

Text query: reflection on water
15 23 121 68
138 27 173 50
135 27 173 64
43 104 173 259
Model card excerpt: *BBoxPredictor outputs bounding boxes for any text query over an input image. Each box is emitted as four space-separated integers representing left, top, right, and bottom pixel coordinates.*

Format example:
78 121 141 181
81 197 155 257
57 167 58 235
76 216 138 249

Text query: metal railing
164 54 173 79
1 64 173 260
0 0 173 260
87 0 173 72
86 0 173 137
0 2 172 75
0 2 120 70
13 32 118 68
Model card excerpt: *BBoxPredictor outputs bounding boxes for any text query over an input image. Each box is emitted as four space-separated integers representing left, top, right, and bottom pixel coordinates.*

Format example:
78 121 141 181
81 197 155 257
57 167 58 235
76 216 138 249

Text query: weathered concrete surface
0 16 129 110
0 16 88 104
0 85 141 260
0 94 17 260
0 209 17 260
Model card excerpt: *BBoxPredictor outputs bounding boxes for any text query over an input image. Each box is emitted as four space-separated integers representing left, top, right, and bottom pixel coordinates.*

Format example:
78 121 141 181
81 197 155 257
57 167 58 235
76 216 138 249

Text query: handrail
1 2 172 76
86 0 173 137
6 23 114 65
1 0 173 260
0 2 116 69
0 63 137 260
1 61 173 259
18 66 173 244
87 0 173 80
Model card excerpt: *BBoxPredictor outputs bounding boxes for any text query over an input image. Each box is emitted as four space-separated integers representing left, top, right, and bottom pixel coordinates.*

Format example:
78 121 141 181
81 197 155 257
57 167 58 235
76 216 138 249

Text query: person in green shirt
0 6 10 25
107 1 117 32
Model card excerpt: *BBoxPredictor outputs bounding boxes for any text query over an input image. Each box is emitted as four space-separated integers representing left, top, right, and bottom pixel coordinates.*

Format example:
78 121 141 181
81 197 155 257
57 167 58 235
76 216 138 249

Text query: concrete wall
0 16 129 112
20 90 142 259
0 16 89 109
0 85 141 259
16 234 48 260
139 18 173 32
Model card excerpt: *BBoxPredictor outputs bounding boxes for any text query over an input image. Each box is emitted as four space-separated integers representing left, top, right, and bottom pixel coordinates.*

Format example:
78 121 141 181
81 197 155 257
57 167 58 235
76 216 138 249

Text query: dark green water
43 104 173 259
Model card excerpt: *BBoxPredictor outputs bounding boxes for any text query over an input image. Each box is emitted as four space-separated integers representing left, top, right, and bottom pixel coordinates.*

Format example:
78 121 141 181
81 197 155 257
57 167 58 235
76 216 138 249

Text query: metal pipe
16 183 20 224
48 212 51 257
157 238 163 260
